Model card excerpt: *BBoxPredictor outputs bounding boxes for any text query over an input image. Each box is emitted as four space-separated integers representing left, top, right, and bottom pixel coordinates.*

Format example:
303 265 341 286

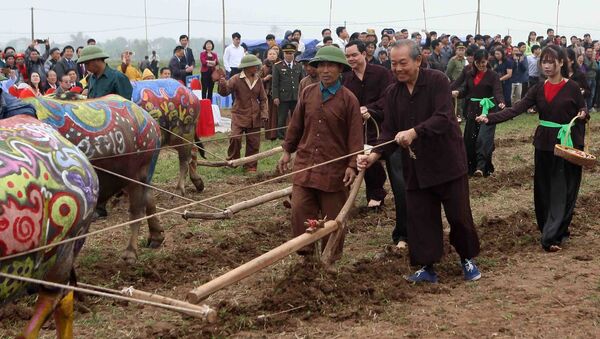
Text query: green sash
470 97 495 116
539 120 573 147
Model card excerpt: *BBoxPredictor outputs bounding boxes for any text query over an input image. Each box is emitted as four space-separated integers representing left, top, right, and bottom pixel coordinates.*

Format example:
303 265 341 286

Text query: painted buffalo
0 115 99 338
132 79 205 196
24 94 163 263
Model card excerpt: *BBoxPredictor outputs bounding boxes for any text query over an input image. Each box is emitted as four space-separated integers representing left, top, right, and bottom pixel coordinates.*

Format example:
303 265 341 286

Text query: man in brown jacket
297 48 319 96
278 46 363 261
218 54 268 171
358 40 481 283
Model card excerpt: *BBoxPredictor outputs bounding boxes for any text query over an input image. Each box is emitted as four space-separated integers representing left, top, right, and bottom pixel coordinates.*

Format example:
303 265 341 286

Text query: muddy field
1 113 599 338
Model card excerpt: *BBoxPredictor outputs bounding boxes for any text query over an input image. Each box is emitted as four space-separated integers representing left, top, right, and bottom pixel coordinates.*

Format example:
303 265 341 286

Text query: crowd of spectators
2 27 600 110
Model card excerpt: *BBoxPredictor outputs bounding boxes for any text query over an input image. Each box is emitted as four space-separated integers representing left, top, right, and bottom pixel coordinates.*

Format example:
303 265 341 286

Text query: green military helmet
309 46 351 72
238 54 262 69
76 45 109 64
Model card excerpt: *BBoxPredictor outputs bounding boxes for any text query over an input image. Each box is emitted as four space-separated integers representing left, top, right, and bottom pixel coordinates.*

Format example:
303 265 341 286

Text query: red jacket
200 51 219 73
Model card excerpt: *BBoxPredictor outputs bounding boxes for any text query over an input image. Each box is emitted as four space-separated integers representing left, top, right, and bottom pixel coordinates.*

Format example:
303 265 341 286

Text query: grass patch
152 137 282 185
78 247 103 268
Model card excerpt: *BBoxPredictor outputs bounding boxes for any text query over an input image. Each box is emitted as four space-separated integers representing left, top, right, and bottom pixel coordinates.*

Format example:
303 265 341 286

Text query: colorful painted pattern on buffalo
132 79 200 145
0 115 99 302
24 94 161 183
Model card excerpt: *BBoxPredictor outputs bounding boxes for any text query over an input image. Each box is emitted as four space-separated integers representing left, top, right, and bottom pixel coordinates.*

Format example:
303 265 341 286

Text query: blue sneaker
404 266 438 283
461 259 482 281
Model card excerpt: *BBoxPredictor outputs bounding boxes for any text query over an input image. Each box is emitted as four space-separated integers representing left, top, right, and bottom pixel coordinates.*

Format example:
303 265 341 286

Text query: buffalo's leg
19 290 57 339
188 147 204 193
145 191 164 248
53 291 74 339
175 145 191 196
121 184 146 264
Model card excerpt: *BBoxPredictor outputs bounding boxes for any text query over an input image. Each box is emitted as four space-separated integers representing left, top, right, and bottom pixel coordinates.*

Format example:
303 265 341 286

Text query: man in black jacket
169 46 187 83
179 34 195 78
53 45 77 80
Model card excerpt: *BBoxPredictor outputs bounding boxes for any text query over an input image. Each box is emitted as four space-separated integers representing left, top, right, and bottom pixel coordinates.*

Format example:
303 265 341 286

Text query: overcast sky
2 0 600 45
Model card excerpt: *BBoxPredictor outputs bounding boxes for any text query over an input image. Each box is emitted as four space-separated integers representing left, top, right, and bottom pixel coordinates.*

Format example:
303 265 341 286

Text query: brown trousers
264 95 278 140
291 185 348 260
227 124 261 169
406 174 480 266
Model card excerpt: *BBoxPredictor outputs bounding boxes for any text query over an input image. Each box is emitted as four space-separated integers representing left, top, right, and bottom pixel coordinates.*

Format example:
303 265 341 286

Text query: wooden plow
196 146 284 168
186 170 366 304
182 186 293 220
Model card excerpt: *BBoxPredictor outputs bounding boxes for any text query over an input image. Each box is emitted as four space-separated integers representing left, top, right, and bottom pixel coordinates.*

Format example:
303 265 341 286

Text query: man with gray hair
357 40 481 284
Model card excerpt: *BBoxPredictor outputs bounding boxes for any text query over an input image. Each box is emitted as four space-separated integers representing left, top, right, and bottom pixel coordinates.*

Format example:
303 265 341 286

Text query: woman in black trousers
478 45 588 252
452 49 505 177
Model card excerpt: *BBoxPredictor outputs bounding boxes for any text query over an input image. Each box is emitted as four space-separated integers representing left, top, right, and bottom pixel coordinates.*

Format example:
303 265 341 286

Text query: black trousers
385 148 407 243
534 149 582 249
201 71 214 100
406 175 480 266
364 160 387 202
522 81 529 98
276 100 296 139
502 80 512 107
464 118 496 176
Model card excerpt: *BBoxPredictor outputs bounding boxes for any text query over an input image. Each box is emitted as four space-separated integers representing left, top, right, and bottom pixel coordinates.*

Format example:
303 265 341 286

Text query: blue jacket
512 57 529 84
0 89 37 119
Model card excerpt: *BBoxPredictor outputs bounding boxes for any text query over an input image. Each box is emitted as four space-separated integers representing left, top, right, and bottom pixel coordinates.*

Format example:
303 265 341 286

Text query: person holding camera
25 48 48 83
511 43 529 105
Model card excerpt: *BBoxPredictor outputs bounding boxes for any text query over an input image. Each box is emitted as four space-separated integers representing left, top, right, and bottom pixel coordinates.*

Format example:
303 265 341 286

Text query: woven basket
554 144 596 167
553 117 597 168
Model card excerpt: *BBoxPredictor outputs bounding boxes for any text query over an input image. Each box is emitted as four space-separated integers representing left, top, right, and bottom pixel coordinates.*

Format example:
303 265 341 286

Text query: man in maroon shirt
358 40 481 283
343 40 392 208
343 40 408 248
278 46 363 262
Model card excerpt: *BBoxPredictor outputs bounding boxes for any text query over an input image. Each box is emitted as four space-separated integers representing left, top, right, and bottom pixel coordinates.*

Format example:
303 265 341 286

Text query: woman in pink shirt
200 40 219 100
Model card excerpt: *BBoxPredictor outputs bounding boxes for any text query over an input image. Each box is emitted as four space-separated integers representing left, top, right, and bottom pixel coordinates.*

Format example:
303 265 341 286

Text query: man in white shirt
335 26 349 49
292 29 305 53
526 45 541 88
223 32 246 103
223 32 245 79
316 28 332 48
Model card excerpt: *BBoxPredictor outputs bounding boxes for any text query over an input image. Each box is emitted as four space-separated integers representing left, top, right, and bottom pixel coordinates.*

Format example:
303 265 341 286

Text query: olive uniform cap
281 42 297 53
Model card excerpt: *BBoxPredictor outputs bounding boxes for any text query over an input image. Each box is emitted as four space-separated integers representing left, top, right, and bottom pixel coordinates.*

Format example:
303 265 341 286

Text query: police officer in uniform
272 42 304 139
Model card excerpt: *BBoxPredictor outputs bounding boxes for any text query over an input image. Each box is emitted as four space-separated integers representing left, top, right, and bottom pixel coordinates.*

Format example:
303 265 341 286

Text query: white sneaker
367 199 382 208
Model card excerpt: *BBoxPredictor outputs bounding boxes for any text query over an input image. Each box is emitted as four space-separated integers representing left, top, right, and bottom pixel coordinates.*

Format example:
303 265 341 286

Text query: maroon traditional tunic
376 69 468 190
374 68 479 266
283 82 363 192
283 81 363 259
218 71 268 168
